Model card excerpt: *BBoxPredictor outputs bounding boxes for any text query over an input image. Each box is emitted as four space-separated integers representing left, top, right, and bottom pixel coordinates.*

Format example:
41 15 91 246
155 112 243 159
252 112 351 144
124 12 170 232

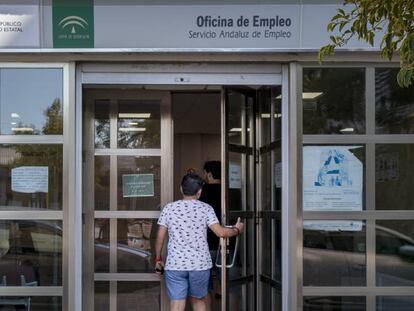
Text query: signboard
53 0 94 48
303 146 363 212
11 166 48 193
304 220 363 232
229 162 242 189
0 5 39 48
122 174 154 198
95 5 300 49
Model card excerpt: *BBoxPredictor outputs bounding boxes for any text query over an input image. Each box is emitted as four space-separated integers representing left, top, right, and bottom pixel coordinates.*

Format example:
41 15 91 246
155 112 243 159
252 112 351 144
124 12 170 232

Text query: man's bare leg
191 297 207 311
170 299 186 311
204 293 212 311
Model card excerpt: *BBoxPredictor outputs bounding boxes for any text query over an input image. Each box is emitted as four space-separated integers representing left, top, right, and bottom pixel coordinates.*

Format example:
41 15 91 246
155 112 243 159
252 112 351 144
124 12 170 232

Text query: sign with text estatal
0 5 39 48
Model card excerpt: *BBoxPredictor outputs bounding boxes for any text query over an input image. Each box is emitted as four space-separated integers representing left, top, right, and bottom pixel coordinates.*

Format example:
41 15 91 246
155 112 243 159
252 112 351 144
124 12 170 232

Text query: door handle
215 229 239 268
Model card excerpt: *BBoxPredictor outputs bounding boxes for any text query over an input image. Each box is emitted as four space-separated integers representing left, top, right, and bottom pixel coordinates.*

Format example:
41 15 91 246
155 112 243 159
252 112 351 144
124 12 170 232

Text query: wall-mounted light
118 113 151 118
340 128 354 133
12 127 33 132
119 127 146 132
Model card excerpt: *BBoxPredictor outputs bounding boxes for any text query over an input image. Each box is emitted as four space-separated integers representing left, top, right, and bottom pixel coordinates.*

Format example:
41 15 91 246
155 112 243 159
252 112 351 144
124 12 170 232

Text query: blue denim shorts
164 270 210 300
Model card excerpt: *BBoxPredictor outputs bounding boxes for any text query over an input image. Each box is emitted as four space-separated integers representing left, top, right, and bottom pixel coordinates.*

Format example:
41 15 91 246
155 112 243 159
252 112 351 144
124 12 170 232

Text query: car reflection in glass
0 219 155 287
303 221 414 287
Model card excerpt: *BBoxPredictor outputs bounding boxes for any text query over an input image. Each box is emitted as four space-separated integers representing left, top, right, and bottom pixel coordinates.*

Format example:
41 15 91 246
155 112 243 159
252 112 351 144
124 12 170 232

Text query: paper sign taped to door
11 166 48 193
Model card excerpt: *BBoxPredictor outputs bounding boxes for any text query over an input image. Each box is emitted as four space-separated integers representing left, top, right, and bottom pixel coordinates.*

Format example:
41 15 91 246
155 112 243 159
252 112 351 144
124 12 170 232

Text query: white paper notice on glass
11 166 48 193
303 146 363 212
229 162 242 189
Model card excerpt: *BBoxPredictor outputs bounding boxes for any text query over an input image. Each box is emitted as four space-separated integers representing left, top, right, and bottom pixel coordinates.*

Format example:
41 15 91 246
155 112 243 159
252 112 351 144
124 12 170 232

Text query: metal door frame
76 63 290 311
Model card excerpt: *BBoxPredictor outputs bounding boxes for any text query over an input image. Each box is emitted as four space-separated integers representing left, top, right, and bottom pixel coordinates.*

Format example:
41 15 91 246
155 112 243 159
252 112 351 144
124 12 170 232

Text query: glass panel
117 219 157 273
376 144 414 210
227 91 253 146
117 101 161 149
0 69 63 135
228 152 252 212
303 68 365 134
376 220 414 286
259 87 282 146
228 283 252 311
303 297 366 310
117 282 160 311
117 156 160 211
94 219 109 273
94 100 110 149
95 281 109 311
377 296 414 311
376 68 414 134
0 220 62 286
95 156 110 211
303 145 365 211
0 296 62 311
0 145 63 211
303 220 366 286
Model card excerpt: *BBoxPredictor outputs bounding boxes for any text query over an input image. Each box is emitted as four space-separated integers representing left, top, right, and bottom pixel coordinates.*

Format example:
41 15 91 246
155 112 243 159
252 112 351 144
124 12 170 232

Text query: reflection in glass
376 68 414 134
376 220 414 286
117 101 160 149
304 297 365 310
0 145 63 210
377 296 414 310
0 69 63 135
228 283 253 311
117 156 160 211
303 68 365 134
227 91 254 146
303 221 366 286
0 296 62 311
0 220 62 286
376 144 414 210
117 219 157 273
95 156 110 211
94 100 110 148
118 282 160 311
94 219 109 273
303 145 365 211
95 281 109 311
259 87 282 146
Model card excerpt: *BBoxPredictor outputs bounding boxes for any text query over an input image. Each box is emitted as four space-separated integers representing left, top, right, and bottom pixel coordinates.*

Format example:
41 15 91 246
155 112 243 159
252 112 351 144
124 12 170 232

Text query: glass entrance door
82 89 172 311
222 86 282 311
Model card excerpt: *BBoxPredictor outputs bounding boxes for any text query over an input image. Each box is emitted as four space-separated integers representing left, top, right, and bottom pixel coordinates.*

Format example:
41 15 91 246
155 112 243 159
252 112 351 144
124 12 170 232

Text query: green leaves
319 0 414 87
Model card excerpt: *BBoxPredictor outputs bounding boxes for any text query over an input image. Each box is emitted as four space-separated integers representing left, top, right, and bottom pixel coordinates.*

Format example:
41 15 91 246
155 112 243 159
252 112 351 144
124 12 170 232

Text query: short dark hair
181 173 205 196
203 161 221 180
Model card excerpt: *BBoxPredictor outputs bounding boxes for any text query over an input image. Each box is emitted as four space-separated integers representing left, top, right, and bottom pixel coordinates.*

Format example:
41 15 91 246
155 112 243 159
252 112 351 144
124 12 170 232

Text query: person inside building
199 161 222 309
154 173 243 311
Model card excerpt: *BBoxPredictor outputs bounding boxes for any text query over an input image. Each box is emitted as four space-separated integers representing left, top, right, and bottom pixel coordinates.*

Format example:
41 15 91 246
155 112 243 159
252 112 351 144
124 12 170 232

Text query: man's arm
155 225 167 258
209 217 244 238
155 225 167 273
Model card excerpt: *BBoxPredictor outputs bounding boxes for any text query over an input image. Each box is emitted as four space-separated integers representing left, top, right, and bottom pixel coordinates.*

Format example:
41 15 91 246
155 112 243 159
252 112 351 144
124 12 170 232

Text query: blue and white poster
303 146 363 212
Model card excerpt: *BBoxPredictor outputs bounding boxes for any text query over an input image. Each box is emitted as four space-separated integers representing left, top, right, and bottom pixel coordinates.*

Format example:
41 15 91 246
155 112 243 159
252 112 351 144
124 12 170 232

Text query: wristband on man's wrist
155 255 162 262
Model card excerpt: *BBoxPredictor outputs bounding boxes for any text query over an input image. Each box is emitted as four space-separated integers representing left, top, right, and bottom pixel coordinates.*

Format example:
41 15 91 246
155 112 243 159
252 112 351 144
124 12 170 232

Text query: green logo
53 0 94 48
